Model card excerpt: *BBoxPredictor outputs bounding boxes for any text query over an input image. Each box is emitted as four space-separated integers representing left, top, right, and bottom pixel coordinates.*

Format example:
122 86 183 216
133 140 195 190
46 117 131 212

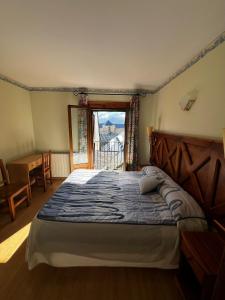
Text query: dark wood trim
150 131 225 223
68 102 129 172
88 101 130 110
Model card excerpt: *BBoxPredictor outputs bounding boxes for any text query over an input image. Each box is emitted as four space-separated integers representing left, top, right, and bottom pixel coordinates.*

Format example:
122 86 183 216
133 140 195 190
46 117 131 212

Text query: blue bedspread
37 169 176 225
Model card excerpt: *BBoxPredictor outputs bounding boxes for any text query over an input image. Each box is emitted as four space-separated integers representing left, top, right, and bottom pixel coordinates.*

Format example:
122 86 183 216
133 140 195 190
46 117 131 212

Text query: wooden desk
7 154 42 187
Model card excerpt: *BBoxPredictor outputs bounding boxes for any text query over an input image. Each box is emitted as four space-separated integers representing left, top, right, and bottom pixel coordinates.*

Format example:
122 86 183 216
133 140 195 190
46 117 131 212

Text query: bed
26 131 225 270
26 166 206 270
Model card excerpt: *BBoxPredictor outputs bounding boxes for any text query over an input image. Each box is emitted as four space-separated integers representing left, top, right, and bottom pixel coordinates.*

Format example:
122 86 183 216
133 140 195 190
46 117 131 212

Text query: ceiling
0 0 225 91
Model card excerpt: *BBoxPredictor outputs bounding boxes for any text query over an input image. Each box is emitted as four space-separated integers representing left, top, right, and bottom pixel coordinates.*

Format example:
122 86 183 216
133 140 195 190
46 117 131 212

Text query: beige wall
30 92 77 152
30 93 130 152
140 42 225 164
0 80 35 162
2 42 225 166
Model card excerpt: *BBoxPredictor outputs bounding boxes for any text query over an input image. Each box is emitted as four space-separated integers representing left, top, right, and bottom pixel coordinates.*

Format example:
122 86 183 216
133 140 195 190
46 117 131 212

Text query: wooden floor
0 180 183 300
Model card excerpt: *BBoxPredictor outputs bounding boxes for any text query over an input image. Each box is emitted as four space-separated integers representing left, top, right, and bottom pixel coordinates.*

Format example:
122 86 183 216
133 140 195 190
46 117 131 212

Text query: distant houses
93 117 125 169
99 120 124 151
101 120 116 134
93 118 125 152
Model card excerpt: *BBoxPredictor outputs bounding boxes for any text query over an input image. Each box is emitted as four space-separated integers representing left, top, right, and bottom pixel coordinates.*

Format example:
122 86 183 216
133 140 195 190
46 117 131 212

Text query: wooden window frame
68 101 130 172
88 101 130 110
68 105 93 172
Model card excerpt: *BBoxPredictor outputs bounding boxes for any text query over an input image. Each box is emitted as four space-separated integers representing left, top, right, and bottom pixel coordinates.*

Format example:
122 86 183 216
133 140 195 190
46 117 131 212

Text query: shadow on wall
18 140 35 157
2 139 35 162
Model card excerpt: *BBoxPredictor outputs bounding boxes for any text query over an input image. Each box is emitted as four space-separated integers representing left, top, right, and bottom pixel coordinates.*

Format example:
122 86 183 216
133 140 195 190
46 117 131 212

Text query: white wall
0 80 35 162
140 42 225 164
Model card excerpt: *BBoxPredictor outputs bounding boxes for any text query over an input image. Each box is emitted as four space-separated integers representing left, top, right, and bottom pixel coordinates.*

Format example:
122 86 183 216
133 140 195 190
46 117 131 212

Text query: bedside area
179 224 225 300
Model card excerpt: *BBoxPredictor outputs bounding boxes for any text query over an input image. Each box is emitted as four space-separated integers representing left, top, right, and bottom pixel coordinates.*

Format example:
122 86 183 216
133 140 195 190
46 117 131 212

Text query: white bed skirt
26 217 181 270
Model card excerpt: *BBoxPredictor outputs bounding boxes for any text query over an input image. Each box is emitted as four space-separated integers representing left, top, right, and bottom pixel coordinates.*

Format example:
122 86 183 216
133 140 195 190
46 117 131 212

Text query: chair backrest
42 151 51 173
0 159 9 186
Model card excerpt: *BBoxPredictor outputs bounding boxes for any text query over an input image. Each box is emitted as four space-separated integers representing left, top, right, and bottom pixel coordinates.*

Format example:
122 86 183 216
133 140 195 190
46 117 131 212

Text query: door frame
68 101 130 172
68 105 94 172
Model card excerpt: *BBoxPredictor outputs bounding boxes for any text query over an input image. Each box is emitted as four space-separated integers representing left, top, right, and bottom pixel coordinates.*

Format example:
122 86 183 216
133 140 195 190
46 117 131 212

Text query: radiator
51 153 70 178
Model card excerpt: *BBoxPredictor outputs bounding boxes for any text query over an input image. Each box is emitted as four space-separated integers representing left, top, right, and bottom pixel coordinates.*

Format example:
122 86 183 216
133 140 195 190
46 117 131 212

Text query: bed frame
150 131 225 223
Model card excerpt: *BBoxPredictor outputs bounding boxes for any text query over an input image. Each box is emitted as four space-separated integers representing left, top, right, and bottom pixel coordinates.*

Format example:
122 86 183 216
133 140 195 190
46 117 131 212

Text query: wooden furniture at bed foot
180 231 225 300
0 159 30 220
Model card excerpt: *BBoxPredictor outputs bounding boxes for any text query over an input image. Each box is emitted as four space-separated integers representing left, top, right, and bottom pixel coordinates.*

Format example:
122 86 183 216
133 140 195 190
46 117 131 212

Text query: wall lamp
147 126 154 139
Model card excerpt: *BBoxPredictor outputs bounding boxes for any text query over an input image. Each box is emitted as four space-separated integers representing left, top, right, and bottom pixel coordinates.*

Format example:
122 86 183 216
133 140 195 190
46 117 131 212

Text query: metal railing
94 141 124 170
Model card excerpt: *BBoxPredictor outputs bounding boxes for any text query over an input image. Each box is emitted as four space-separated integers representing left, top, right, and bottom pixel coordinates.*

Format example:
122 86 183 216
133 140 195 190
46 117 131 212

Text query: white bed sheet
26 216 206 270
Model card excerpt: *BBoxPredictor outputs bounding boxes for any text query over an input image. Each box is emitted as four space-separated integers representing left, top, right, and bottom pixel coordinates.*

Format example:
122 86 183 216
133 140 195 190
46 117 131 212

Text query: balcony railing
94 141 124 170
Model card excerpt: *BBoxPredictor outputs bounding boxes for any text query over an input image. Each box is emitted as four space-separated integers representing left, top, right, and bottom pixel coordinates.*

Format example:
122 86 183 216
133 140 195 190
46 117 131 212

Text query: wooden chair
33 151 53 192
0 159 30 221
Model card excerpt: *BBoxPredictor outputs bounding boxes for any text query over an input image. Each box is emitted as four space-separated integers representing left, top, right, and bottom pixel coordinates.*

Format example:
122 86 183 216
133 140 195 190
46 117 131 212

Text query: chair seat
0 183 28 198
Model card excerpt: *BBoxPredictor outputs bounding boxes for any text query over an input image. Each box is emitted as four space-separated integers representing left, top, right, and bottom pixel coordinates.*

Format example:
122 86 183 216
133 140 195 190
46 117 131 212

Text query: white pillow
139 176 163 195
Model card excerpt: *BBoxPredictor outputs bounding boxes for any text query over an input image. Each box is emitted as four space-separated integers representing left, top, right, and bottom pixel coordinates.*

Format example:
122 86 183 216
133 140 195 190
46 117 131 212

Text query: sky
95 111 125 124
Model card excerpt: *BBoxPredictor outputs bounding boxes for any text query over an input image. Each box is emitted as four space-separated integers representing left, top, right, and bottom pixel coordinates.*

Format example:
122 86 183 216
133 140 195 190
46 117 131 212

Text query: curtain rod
73 90 148 97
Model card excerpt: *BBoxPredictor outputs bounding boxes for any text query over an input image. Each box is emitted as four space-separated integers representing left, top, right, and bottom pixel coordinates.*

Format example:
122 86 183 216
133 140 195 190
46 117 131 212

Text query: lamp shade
147 126 154 137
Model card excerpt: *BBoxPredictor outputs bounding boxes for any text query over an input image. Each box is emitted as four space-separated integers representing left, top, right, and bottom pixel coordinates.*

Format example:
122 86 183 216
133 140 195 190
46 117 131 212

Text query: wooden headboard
150 131 225 222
